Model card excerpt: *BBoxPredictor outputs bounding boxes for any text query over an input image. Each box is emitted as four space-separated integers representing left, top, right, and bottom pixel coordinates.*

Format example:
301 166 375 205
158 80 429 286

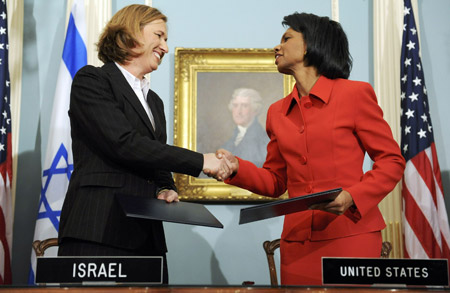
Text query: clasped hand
309 190 354 215
203 149 239 181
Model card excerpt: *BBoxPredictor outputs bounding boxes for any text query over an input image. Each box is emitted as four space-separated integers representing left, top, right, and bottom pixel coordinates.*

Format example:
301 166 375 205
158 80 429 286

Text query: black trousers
58 238 168 284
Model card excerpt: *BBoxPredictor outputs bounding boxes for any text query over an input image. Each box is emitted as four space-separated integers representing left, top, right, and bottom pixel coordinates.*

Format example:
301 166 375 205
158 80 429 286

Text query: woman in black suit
57 5 229 284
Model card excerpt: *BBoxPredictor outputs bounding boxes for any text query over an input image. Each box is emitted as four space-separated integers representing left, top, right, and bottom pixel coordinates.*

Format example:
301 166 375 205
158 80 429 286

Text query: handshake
202 149 239 181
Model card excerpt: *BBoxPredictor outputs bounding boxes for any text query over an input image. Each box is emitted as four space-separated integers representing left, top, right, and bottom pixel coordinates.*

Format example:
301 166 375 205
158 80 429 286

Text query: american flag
0 0 12 285
400 0 450 263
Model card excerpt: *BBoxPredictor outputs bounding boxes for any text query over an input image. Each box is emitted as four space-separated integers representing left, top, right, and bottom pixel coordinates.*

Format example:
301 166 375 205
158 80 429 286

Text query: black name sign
322 258 448 286
36 256 162 284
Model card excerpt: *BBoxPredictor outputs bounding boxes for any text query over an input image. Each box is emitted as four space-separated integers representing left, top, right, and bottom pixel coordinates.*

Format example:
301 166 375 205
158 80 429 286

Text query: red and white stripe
403 143 450 260
0 148 12 284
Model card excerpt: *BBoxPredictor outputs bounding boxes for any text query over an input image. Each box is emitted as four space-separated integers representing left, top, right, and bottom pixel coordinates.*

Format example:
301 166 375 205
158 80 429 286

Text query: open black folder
239 188 342 224
117 194 223 228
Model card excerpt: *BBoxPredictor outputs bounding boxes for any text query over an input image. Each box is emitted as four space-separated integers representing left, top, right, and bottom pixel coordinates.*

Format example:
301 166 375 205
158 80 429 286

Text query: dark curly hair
282 12 352 79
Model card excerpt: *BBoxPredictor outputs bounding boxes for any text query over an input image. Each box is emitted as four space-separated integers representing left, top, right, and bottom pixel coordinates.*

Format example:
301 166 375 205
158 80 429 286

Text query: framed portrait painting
174 48 294 202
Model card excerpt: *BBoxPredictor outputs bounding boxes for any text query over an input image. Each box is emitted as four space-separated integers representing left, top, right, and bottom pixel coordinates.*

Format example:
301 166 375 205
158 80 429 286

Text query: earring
304 50 307 56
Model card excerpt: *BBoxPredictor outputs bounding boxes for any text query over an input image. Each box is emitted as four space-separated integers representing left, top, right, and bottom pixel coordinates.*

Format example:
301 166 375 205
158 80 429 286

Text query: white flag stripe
0 240 4 280
4 175 11 246
72 1 87 43
0 173 12 282
43 64 73 165
404 158 442 247
0 174 12 243
425 147 450 247
403 210 429 258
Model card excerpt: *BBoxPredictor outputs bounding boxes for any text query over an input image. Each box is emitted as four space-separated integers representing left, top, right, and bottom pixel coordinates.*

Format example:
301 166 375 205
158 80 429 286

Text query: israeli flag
28 0 87 284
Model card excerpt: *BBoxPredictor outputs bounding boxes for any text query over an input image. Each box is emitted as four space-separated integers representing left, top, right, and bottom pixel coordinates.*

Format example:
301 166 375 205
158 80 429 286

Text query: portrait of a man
173 48 291 199
220 88 269 167
196 71 284 168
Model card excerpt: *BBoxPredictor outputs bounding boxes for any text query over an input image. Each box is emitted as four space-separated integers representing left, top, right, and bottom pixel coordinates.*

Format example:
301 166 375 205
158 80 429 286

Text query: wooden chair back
263 238 392 286
32 238 59 257
263 239 281 286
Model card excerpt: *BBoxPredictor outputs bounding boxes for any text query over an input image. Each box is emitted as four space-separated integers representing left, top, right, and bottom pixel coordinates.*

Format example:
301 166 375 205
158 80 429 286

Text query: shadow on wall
11 0 43 284
163 203 279 285
164 223 226 285
12 147 43 284
213 205 274 286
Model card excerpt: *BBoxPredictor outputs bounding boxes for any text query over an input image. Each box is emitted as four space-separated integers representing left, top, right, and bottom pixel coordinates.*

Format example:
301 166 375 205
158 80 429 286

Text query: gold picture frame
173 48 294 202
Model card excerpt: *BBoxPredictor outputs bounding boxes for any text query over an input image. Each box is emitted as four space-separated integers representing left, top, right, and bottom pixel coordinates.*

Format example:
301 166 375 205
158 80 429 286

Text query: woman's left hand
309 190 354 215
157 189 179 203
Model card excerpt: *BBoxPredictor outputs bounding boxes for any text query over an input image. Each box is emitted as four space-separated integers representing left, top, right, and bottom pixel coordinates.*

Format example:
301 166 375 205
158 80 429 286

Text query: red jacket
226 76 405 242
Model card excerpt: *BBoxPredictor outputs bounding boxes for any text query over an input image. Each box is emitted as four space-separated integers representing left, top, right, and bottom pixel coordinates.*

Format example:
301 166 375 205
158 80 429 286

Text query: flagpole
373 0 404 259
6 0 23 214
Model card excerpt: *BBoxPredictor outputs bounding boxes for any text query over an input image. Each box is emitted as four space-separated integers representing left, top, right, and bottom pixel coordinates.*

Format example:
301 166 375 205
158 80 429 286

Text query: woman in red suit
217 12 406 285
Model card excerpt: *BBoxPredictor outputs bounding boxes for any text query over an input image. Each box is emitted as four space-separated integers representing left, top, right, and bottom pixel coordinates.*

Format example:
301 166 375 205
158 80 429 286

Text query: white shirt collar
114 63 156 129
115 63 149 96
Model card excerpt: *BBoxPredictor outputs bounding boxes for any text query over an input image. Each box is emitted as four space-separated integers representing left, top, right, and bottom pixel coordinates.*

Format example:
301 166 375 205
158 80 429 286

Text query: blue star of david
37 143 73 231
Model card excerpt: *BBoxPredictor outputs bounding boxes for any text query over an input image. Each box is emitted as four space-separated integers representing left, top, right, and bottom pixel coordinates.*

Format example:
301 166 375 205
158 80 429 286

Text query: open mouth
275 54 282 64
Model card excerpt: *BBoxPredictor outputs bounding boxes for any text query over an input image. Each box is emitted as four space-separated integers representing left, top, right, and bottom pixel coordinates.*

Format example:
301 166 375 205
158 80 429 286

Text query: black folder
117 194 223 228
239 188 342 224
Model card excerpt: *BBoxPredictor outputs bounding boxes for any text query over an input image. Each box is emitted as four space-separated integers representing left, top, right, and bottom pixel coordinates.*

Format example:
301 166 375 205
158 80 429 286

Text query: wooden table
2 285 449 293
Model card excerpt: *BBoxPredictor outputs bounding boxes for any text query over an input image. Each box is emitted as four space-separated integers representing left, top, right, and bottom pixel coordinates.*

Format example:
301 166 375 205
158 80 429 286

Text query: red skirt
280 231 382 285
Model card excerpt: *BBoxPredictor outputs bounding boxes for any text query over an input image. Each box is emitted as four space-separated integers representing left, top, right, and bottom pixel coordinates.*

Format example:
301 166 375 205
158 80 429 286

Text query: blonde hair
97 5 167 64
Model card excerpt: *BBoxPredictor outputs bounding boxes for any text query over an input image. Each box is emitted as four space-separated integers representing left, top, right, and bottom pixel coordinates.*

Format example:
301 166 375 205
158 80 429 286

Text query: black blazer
58 62 203 253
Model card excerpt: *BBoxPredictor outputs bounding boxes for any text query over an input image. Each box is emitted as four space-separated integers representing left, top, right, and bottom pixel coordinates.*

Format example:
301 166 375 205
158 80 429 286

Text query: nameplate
36 256 163 284
322 258 448 286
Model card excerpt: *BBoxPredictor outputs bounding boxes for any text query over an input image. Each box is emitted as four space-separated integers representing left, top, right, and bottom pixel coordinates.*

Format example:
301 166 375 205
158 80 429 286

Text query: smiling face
133 19 168 75
274 28 307 75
